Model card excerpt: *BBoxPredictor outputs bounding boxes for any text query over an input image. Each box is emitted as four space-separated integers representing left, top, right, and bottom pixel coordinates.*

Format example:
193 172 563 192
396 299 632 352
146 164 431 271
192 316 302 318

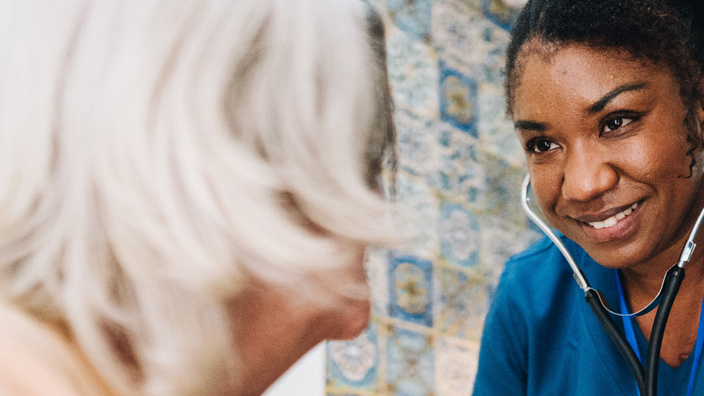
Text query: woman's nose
561 145 618 202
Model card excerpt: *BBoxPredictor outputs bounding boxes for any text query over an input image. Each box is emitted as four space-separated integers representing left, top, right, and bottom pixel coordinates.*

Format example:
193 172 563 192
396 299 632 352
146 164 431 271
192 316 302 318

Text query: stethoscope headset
521 174 704 396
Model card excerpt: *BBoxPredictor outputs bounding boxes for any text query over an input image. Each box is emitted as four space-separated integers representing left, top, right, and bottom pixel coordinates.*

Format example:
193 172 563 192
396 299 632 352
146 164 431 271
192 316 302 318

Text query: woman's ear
696 78 704 135
679 80 704 178
689 79 704 177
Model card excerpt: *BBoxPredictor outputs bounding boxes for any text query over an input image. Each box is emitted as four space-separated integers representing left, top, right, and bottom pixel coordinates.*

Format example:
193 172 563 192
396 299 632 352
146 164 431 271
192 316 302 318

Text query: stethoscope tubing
587 264 683 396
585 287 646 392
645 266 685 396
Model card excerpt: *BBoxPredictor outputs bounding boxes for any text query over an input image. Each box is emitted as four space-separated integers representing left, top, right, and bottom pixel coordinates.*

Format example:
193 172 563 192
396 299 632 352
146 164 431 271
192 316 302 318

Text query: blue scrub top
472 236 704 396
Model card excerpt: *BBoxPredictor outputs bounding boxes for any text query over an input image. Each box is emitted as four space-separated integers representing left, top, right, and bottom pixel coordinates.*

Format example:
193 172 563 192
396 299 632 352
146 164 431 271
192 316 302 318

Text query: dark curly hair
505 0 704 174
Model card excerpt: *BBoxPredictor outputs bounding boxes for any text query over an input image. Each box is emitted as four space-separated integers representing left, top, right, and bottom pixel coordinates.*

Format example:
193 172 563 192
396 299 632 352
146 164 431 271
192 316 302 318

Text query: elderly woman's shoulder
0 300 116 396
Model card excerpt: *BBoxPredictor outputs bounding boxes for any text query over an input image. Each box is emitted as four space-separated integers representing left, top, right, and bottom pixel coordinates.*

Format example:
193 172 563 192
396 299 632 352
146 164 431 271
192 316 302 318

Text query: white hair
0 0 394 394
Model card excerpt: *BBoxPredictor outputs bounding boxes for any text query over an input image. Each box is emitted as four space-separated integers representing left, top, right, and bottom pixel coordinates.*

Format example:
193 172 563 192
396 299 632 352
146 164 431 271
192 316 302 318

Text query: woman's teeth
588 203 638 230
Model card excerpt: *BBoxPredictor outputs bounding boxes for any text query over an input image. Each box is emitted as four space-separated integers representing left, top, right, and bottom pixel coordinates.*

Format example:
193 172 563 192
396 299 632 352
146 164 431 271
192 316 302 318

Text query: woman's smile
583 202 638 230
574 201 641 243
513 42 704 269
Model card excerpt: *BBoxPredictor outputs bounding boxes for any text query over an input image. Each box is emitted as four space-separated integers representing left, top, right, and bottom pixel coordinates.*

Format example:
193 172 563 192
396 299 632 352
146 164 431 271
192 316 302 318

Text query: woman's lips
576 201 642 242
587 203 638 229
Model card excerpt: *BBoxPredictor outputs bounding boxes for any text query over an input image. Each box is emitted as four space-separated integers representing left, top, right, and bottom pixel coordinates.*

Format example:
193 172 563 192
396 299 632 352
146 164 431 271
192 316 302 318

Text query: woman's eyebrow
514 120 547 131
587 82 648 114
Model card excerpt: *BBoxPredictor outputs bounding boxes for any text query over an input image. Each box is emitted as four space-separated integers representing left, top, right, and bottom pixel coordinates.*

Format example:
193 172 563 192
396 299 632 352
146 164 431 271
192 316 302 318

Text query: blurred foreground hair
0 0 395 394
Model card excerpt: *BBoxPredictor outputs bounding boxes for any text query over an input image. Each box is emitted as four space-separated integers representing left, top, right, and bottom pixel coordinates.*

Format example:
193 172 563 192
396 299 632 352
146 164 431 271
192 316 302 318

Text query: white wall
263 342 326 396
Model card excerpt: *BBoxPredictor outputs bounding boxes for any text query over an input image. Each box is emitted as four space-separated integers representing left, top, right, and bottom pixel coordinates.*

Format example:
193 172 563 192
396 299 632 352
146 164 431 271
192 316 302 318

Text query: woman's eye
603 117 634 133
527 139 559 153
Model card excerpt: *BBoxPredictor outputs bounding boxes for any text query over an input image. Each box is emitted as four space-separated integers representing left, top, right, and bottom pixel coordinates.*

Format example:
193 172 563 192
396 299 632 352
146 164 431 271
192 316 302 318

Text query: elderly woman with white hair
0 0 395 395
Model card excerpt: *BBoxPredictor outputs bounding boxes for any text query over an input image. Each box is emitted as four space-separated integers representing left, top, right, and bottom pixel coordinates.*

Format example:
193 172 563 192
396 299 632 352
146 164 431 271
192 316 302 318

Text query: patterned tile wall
326 1 540 395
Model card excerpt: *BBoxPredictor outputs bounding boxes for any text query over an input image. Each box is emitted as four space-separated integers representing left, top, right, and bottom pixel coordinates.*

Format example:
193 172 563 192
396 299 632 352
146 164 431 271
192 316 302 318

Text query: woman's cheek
530 165 563 213
622 134 691 181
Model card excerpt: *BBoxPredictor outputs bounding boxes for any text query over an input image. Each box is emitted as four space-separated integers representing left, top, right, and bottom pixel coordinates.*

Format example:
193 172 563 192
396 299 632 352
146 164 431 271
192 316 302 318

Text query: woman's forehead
512 43 676 118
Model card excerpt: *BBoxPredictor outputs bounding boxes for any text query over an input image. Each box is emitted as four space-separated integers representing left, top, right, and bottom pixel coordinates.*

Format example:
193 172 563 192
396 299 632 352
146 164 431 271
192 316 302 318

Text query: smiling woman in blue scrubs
473 0 704 395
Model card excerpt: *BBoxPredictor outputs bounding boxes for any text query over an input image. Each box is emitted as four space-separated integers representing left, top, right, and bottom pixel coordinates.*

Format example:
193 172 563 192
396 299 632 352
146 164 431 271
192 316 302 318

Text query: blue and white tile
433 0 511 84
387 326 435 396
435 338 480 396
428 122 487 203
478 23 511 84
457 0 483 12
439 62 479 138
432 0 482 79
477 82 524 166
438 203 481 268
326 0 541 395
327 328 379 390
476 151 527 223
481 0 521 32
388 253 434 328
386 24 439 119
392 174 440 258
387 0 432 41
436 267 491 341
396 108 441 179
478 215 541 283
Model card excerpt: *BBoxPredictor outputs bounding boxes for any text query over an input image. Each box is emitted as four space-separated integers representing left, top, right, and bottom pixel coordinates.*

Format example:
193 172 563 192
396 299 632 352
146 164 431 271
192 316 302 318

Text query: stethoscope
521 174 704 396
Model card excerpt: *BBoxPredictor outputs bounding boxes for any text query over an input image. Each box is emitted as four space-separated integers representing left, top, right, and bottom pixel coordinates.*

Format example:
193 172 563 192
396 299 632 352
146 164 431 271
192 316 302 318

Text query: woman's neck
228 279 370 396
620 220 704 368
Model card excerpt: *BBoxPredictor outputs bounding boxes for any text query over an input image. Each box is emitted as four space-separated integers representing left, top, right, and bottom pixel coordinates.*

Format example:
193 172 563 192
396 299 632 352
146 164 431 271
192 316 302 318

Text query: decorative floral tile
326 393 364 396
475 150 526 224
388 253 434 328
439 62 478 138
427 122 487 203
435 338 480 396
438 203 481 268
327 328 380 390
328 1 542 395
481 0 520 32
433 0 511 84
387 0 432 41
396 108 440 179
476 23 511 84
387 24 439 119
478 215 541 283
436 267 491 341
392 174 440 258
457 0 483 12
432 0 482 78
477 82 525 167
387 326 435 396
